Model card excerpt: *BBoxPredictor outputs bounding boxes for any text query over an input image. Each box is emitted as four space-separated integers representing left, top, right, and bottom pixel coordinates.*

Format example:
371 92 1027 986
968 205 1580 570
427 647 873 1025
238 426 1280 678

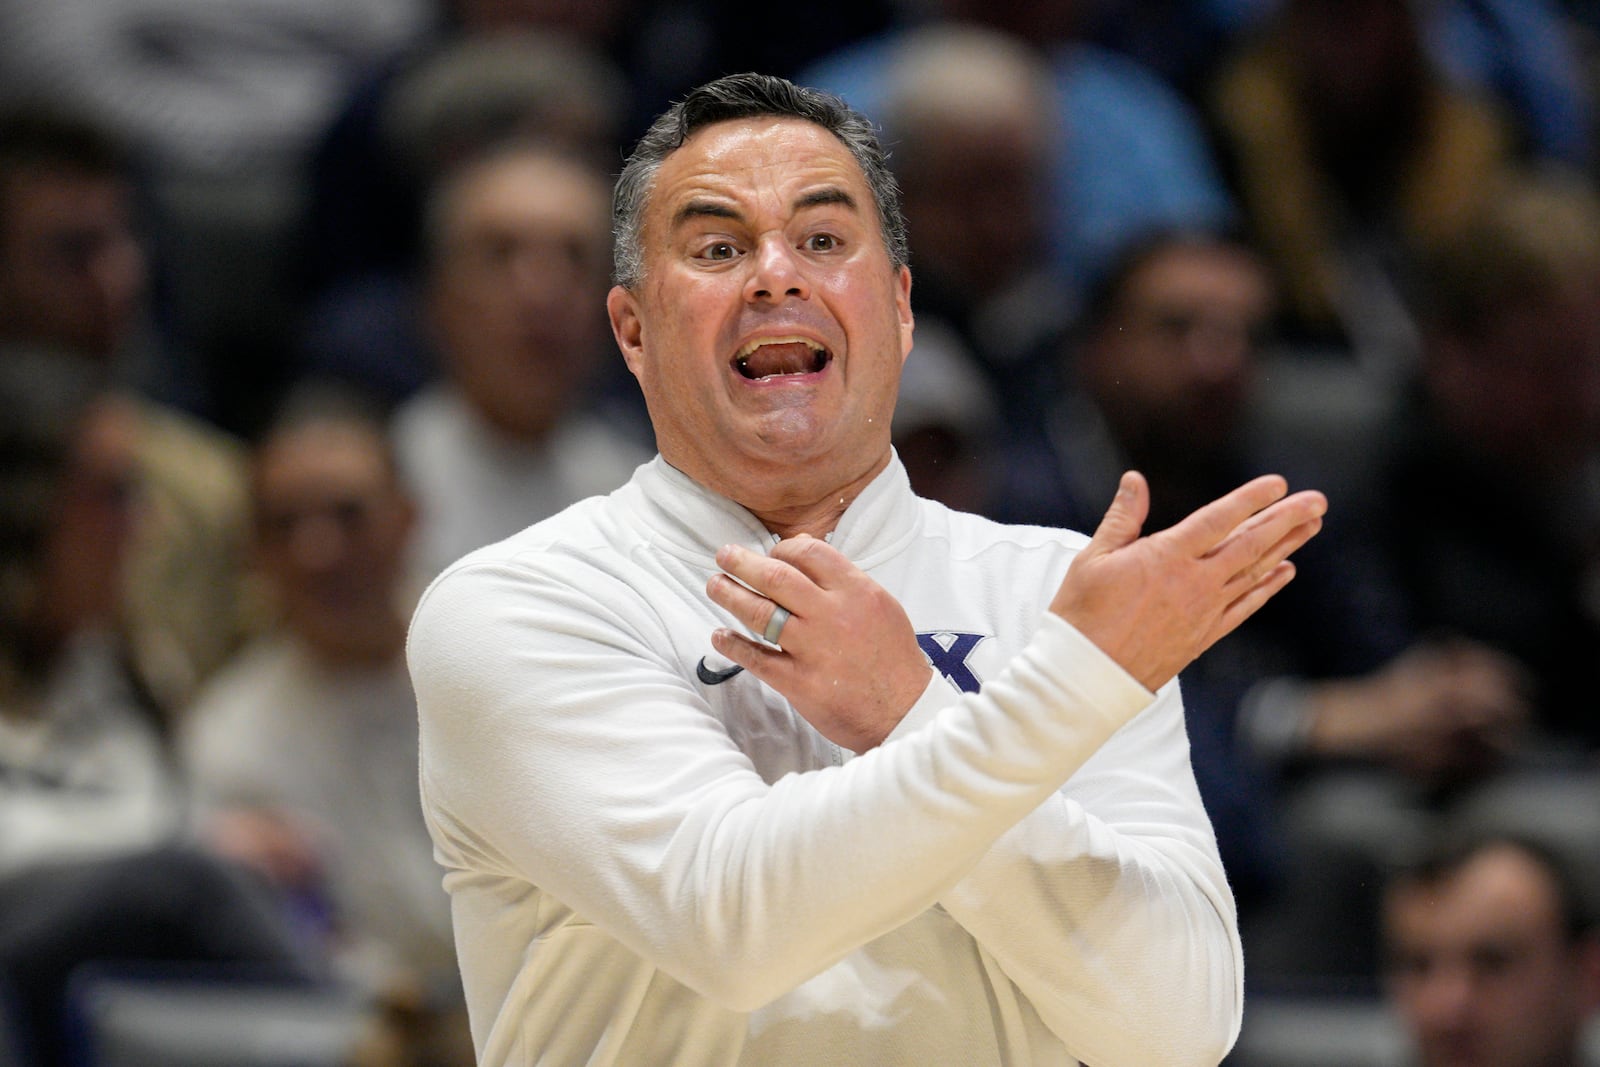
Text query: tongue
741 342 816 379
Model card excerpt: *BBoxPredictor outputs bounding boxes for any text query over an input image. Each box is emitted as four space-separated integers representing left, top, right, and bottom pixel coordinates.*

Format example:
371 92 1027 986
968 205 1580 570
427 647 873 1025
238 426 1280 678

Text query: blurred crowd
2 0 1600 1064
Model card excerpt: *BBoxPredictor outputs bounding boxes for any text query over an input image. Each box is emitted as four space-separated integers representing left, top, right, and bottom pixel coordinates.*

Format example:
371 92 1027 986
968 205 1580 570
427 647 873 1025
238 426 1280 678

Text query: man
0 353 316 1067
1383 833 1600 1067
0 107 254 714
407 73 1325 1066
392 139 649 578
183 389 471 1065
994 230 1527 974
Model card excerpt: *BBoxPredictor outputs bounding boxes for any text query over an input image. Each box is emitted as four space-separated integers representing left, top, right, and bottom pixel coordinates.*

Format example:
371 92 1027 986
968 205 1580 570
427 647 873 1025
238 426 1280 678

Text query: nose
743 234 810 304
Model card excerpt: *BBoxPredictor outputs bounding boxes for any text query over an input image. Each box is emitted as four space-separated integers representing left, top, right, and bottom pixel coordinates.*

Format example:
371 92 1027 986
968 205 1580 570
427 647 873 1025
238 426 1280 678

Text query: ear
607 284 646 381
895 265 914 367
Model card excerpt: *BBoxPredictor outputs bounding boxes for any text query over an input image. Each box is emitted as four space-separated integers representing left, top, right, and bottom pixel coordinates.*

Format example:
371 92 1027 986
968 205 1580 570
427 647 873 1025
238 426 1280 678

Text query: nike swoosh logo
696 657 745 685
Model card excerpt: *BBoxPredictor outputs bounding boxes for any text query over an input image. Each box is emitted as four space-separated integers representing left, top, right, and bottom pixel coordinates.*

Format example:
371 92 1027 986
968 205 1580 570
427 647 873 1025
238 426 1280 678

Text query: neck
739 453 890 540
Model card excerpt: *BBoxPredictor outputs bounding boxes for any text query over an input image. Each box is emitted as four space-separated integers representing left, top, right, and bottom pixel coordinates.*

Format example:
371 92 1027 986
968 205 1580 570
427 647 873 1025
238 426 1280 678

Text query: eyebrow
669 186 861 233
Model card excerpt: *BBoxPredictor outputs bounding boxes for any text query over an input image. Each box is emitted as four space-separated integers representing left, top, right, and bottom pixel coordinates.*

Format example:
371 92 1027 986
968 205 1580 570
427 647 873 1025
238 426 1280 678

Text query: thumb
1085 471 1149 557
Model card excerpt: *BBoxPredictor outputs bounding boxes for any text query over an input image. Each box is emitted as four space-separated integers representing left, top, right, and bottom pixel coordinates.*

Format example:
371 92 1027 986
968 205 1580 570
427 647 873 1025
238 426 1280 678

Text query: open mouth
733 336 831 380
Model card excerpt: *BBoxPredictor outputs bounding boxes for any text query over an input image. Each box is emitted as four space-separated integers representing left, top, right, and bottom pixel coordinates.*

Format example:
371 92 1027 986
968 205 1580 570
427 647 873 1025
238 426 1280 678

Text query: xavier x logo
915 631 987 694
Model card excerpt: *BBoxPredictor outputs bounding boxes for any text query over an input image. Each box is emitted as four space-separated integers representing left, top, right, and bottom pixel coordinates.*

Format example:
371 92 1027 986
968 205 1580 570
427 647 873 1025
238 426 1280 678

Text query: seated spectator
0 352 314 1067
799 1 1234 303
0 107 256 714
0 352 175 874
1246 166 1600 988
990 227 1542 984
0 0 436 424
296 29 630 407
992 228 1390 919
181 385 471 1065
392 139 649 578
1382 830 1600 1067
1208 0 1520 364
868 23 1076 428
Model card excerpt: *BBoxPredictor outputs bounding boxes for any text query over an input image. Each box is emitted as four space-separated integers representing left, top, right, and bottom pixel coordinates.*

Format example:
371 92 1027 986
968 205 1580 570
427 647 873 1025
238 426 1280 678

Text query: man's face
607 118 913 509
1079 242 1271 459
1427 283 1600 481
1384 845 1596 1067
0 165 145 359
427 151 612 442
252 422 414 663
898 116 1045 302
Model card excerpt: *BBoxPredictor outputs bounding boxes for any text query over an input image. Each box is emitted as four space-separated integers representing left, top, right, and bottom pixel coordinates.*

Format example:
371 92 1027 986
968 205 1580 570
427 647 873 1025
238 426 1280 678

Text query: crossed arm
708 471 1326 751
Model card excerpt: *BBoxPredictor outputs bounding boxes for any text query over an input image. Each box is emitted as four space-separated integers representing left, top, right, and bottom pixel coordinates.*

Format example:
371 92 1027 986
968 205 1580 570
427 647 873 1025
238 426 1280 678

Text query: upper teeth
736 336 824 359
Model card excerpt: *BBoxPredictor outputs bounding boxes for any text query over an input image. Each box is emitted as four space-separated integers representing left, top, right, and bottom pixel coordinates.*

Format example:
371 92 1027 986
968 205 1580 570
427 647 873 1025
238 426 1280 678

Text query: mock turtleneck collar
621 453 923 567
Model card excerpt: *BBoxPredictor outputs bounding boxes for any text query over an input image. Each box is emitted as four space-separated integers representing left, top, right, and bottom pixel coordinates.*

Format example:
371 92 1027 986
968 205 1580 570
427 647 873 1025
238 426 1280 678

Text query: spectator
799 2 1234 303
182 387 469 1064
296 29 630 406
870 23 1075 428
0 0 436 431
0 352 315 1067
1382 831 1600 1067
1208 0 1519 365
1246 166 1600 988
991 229 1372 920
392 140 649 578
0 107 256 715
0 351 175 874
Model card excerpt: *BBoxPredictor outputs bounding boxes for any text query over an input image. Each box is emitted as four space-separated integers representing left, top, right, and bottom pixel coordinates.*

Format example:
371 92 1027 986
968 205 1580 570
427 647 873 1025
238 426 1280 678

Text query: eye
805 233 839 253
701 241 738 261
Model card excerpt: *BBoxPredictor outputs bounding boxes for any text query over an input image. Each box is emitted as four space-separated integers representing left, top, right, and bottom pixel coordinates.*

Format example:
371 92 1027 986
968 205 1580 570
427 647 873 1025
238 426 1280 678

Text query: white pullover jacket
407 455 1244 1066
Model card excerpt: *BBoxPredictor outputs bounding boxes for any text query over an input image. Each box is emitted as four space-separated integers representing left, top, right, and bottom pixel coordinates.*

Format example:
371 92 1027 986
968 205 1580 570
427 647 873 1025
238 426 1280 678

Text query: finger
1082 471 1150 559
1208 490 1326 578
1221 513 1324 593
711 625 792 681
1165 474 1290 557
770 532 859 590
706 571 802 644
1215 560 1297 638
714 542 823 615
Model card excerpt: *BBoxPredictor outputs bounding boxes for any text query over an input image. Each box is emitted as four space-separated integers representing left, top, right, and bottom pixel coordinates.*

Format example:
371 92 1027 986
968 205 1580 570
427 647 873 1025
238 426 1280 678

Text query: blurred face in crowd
896 112 1047 303
0 164 145 360
426 147 612 443
1078 239 1272 462
1425 281 1600 482
1384 843 1600 1067
606 117 914 517
252 419 416 667
34 396 141 644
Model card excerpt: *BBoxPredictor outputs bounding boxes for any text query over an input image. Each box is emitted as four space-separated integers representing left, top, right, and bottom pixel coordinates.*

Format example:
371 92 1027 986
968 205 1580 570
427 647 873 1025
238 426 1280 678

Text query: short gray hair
611 72 908 289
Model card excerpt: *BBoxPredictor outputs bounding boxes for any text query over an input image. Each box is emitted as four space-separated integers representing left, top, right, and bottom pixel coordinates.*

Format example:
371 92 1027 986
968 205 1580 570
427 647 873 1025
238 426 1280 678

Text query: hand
1053 471 1326 692
707 534 933 752
1304 638 1530 782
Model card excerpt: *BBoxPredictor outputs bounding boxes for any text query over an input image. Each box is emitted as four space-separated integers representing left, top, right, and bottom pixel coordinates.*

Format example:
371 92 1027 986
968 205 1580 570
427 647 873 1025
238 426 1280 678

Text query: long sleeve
880 630 1242 1066
409 558 1153 1013
933 680 1242 1066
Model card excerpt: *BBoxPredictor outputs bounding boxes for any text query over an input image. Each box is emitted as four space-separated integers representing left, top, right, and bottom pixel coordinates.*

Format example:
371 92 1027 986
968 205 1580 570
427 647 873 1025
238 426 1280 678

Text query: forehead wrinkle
670 198 742 233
